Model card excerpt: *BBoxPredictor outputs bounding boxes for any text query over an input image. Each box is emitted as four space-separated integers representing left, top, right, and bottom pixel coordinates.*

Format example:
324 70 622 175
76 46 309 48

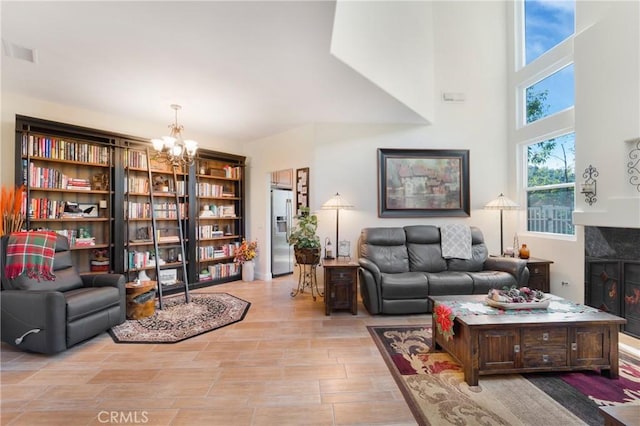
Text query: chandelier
151 104 198 166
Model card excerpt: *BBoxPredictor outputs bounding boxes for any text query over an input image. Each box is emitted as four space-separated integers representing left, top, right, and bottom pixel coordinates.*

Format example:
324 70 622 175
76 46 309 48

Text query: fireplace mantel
574 196 640 229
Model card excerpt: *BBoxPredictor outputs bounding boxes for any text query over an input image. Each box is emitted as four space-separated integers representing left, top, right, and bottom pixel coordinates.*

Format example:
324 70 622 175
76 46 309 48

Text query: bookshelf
121 145 191 293
14 115 247 288
15 116 116 274
192 153 245 285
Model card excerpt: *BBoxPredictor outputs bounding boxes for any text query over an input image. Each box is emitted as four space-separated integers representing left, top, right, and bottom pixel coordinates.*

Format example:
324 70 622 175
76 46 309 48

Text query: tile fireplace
585 226 640 337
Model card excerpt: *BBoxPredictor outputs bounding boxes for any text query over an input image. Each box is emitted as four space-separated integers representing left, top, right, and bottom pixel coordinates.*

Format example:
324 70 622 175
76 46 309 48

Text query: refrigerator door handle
285 199 292 241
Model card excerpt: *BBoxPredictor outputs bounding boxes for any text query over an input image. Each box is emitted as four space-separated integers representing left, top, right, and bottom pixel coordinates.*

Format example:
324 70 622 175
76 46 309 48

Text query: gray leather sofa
358 225 529 314
1 234 125 354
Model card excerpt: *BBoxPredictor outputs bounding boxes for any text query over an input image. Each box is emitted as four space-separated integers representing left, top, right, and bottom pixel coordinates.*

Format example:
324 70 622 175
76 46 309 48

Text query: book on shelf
223 165 242 179
220 205 236 217
22 134 110 165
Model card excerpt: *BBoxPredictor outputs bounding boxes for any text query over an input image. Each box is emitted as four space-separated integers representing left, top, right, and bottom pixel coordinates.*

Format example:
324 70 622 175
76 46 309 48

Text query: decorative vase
519 244 530 259
242 260 255 282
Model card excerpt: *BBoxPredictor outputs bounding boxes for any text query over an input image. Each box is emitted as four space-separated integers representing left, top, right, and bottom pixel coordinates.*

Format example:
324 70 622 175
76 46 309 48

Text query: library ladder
146 148 190 309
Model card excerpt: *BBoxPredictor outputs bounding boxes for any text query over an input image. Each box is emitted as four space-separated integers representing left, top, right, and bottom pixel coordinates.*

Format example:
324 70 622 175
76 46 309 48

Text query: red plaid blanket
5 231 57 281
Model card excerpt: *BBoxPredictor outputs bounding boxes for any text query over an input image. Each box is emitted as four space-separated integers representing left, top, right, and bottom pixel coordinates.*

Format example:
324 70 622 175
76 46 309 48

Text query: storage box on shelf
15 116 115 274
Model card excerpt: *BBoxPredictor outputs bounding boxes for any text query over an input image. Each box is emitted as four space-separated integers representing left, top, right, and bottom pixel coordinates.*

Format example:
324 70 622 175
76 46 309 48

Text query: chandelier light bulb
151 138 164 152
150 104 198 166
184 139 198 156
162 136 176 149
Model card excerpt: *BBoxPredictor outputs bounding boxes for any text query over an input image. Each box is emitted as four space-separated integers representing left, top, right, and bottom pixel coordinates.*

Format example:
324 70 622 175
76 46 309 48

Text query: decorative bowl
486 296 551 310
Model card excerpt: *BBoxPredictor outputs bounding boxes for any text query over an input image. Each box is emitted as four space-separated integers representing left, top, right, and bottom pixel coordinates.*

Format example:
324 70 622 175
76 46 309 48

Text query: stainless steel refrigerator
271 188 294 276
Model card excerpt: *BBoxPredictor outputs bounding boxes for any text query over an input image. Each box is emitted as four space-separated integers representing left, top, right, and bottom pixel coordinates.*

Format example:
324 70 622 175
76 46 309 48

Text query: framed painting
377 148 470 217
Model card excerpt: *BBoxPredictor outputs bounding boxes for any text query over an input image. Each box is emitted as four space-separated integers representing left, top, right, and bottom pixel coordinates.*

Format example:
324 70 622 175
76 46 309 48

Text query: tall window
524 0 575 64
516 0 576 236
526 133 575 235
526 64 575 124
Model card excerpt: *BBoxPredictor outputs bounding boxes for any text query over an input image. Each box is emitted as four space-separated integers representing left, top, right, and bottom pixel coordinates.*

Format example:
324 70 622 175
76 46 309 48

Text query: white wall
244 1 511 281
0 92 242 186
331 0 435 122
573 0 640 228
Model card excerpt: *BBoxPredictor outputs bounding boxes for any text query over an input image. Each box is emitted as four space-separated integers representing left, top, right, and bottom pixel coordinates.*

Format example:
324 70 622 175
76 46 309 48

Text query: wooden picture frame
377 148 470 217
295 167 310 216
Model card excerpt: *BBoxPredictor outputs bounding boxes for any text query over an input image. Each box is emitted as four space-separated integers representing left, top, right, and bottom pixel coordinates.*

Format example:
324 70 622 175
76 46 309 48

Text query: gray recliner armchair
1 234 125 354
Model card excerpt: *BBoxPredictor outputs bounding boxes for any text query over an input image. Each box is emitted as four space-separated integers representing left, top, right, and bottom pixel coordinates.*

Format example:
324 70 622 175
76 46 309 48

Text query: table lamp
321 192 353 258
484 193 519 256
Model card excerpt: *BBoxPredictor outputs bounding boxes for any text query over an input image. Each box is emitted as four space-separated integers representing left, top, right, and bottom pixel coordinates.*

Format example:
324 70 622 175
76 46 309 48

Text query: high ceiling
2 1 425 142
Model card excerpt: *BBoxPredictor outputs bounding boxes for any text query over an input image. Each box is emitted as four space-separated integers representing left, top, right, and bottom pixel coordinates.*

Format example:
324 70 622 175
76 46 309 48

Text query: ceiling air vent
2 39 38 63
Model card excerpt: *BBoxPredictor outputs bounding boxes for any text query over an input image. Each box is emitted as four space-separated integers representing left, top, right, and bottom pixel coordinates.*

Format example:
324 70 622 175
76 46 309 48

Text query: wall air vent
2 39 38 64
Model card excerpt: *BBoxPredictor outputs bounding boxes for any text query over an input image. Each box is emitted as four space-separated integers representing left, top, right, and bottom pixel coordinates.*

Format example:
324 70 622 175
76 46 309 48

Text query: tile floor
1 276 638 425
1 276 429 426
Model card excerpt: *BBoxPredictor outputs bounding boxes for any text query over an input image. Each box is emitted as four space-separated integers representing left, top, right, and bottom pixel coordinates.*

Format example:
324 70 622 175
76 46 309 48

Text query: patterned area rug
109 292 250 343
368 325 640 426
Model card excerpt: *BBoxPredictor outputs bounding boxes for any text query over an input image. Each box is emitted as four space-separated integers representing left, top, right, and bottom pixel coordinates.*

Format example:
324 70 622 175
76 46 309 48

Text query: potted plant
234 238 258 281
288 208 321 265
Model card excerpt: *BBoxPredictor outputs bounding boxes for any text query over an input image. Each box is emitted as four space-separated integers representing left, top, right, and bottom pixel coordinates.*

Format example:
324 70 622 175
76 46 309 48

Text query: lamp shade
321 193 353 256
321 193 353 210
484 193 519 210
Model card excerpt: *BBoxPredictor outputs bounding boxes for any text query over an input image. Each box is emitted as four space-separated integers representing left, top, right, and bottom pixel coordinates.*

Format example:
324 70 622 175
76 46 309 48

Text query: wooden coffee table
429 295 627 386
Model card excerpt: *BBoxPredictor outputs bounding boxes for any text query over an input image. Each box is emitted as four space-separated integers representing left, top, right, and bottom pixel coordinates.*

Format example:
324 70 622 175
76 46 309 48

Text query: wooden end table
525 257 554 293
429 294 626 386
322 259 358 315
125 280 157 320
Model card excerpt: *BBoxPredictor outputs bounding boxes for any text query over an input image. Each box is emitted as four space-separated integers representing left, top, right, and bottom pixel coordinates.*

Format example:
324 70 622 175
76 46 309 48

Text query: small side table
323 259 359 315
125 280 157 320
525 257 553 293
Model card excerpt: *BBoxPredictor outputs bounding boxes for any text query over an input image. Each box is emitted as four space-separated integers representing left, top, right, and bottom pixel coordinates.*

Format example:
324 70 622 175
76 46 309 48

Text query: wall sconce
581 165 598 206
627 137 640 192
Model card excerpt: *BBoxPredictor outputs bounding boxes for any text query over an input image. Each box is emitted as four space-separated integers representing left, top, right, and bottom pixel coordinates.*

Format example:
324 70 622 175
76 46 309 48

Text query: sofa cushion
380 272 429 299
360 228 409 273
447 227 488 272
467 271 518 294
382 299 430 315
65 286 121 322
425 271 473 295
404 225 447 272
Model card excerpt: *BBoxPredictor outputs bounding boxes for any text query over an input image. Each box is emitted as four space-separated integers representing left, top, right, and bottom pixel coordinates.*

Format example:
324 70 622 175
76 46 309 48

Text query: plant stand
291 262 322 300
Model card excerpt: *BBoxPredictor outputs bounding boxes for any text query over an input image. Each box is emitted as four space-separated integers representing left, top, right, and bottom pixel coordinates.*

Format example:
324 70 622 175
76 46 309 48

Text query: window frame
521 129 576 237
513 0 576 239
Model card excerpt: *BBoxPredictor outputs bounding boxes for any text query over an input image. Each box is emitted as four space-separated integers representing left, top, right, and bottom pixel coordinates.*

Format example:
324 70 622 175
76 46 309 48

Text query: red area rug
369 325 640 426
